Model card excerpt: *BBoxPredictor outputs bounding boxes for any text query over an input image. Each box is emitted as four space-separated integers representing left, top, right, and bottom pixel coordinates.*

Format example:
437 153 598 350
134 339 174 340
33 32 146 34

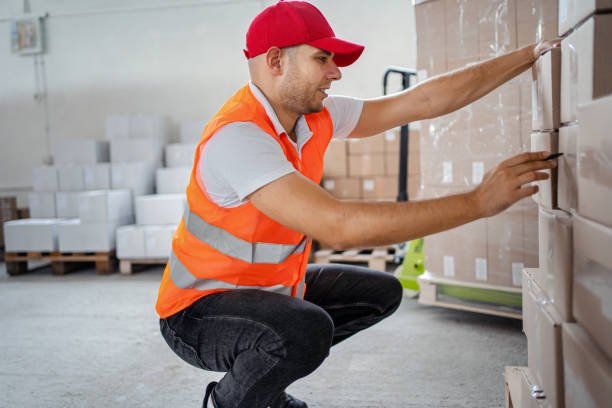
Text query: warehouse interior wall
0 0 416 196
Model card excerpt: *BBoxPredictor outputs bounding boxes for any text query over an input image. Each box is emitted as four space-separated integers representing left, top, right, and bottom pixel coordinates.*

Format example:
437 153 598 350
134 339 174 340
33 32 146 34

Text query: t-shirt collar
248 82 313 150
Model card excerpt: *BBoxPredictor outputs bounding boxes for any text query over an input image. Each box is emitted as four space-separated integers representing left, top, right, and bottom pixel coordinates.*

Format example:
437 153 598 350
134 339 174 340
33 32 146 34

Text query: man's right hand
471 151 556 218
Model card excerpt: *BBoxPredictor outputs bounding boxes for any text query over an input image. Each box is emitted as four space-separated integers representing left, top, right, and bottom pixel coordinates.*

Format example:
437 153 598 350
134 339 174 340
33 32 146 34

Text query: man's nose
328 61 342 81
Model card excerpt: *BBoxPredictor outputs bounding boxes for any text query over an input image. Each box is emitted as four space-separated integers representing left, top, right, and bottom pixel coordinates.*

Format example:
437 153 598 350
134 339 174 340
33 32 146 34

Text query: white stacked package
111 162 155 196
32 166 59 191
135 194 185 225
110 138 165 167
55 191 83 218
165 143 197 168
3 219 66 252
51 138 109 164
156 167 190 194
105 114 131 140
78 190 133 224
58 219 118 252
145 226 174 258
83 164 111 190
28 192 56 218
180 120 204 143
116 225 174 259
130 114 169 141
116 226 146 258
57 165 85 191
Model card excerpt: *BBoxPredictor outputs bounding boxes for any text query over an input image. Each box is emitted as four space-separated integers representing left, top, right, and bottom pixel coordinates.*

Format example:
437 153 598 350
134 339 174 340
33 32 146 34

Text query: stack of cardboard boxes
518 1 612 406
322 130 420 201
414 0 561 289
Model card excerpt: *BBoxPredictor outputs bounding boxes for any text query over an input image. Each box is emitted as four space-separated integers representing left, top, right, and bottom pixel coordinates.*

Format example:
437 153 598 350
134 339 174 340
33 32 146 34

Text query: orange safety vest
156 84 334 318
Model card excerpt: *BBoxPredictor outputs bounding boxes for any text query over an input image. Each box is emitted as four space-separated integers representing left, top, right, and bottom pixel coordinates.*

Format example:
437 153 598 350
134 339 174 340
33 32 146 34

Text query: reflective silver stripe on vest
184 209 307 264
295 278 306 299
170 251 294 295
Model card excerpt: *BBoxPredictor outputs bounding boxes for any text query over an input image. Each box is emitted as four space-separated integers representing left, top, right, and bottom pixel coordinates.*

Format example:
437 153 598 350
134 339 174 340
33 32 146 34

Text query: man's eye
318 57 327 63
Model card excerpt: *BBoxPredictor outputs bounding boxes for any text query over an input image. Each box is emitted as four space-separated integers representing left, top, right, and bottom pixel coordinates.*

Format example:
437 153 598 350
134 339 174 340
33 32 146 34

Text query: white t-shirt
199 82 363 208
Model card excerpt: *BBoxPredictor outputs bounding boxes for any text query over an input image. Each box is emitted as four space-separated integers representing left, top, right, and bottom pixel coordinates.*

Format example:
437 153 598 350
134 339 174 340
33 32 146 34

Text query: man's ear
266 47 283 76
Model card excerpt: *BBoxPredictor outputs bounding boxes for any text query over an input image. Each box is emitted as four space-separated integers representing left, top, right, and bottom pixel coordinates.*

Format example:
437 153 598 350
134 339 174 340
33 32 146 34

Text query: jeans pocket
160 319 210 370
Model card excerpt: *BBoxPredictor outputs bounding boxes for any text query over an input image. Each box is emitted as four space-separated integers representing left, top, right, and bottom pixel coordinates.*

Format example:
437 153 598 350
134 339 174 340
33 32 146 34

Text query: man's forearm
419 44 536 119
332 192 482 249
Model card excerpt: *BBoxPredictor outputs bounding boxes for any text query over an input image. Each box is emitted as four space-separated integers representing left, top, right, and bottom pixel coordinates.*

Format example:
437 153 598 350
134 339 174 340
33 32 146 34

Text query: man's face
278 45 342 115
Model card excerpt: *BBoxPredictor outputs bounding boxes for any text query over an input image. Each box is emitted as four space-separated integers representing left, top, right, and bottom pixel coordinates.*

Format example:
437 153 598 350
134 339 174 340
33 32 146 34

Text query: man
156 1 558 407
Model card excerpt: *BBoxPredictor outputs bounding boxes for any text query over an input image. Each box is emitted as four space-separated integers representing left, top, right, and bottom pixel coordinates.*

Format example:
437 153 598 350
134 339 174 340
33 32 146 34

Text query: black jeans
160 263 403 408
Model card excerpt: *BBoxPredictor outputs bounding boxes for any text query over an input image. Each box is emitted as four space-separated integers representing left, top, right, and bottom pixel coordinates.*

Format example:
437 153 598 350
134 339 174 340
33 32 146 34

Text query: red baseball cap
244 1 365 67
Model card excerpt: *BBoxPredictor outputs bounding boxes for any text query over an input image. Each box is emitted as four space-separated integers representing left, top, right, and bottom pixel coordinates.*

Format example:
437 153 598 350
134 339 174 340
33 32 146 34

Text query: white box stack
51 139 110 165
156 167 191 194
165 143 197 168
135 194 184 226
3 219 64 252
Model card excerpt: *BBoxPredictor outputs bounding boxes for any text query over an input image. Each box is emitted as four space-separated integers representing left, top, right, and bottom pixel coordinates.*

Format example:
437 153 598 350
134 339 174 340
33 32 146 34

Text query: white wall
0 0 415 191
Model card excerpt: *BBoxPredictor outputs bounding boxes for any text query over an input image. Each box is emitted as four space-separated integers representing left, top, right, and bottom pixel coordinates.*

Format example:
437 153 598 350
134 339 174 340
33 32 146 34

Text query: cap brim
307 37 365 67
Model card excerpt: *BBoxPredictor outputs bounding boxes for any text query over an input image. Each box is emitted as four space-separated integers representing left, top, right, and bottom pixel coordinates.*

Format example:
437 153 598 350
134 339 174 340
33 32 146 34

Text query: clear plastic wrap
414 0 557 287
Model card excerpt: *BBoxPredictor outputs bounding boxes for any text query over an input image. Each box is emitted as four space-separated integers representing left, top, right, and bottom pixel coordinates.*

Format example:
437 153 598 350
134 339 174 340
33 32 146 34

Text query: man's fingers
517 184 540 200
501 151 550 169
512 159 556 177
516 170 550 187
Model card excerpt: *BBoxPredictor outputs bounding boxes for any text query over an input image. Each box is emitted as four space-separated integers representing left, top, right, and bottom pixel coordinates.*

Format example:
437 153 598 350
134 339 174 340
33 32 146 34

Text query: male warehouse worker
156 1 559 407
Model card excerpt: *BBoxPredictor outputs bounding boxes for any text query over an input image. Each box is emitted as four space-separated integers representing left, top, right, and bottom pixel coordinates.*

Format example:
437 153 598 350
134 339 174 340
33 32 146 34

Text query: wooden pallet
4 251 117 275
418 272 522 320
313 246 397 271
119 258 167 275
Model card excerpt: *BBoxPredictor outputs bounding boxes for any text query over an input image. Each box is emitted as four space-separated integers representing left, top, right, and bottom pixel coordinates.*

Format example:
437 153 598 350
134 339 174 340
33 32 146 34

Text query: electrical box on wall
10 15 45 55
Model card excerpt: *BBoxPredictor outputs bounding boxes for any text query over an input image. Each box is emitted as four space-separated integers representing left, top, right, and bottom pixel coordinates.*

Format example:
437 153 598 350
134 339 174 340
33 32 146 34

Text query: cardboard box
3 219 62 252
180 120 204 143
557 125 577 212
362 176 395 200
420 156 497 187
110 138 165 166
348 153 385 177
58 220 117 252
478 0 517 60
83 164 111 190
57 165 85 191
78 190 133 224
347 136 385 155
537 208 573 321
31 166 59 192
487 209 525 287
52 139 110 165
28 192 56 218
517 0 558 47
415 0 446 76
562 323 612 408
156 167 191 195
425 219 488 283
522 205 539 270
55 191 83 218
145 226 174 258
576 95 612 227
384 150 420 176
530 132 559 209
560 15 612 124
383 128 420 154
572 213 612 358
558 0 612 36
116 225 146 259
105 114 130 140
322 178 361 199
111 162 156 197
323 139 348 177
445 0 479 69
135 194 185 226
504 366 553 408
522 271 564 408
532 47 561 131
165 143 197 168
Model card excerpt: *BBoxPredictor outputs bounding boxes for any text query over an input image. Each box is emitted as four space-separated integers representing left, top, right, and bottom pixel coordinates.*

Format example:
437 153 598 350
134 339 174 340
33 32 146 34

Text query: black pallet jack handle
382 66 418 202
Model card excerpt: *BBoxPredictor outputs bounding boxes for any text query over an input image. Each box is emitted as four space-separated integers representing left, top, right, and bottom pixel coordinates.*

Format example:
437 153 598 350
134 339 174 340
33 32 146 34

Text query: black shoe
269 391 308 408
203 381 218 408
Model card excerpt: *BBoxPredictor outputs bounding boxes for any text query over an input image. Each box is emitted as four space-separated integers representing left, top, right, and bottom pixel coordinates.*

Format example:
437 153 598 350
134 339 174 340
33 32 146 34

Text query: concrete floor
0 263 526 408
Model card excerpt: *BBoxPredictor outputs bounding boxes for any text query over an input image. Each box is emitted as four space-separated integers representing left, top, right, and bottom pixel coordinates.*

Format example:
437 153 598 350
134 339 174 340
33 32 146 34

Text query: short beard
279 48 324 115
